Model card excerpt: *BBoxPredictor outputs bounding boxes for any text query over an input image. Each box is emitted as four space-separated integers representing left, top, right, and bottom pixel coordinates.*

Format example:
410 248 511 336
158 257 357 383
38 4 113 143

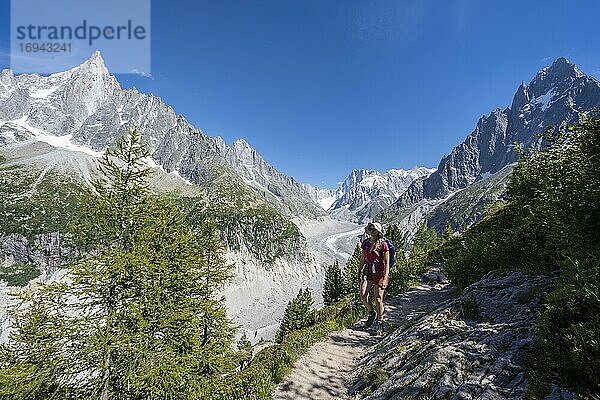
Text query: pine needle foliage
0 129 236 400
323 261 344 306
275 288 314 343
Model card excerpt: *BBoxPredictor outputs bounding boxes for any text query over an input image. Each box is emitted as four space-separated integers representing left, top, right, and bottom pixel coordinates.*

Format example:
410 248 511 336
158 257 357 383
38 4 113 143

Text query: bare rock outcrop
353 270 557 400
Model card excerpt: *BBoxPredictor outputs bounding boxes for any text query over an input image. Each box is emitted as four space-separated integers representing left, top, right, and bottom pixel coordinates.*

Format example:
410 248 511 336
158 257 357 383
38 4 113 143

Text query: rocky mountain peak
549 57 584 77
379 57 600 229
528 57 585 98
0 53 325 220
348 168 379 183
510 81 530 111
232 138 254 153
82 50 106 68
0 69 15 82
68 51 109 76
70 51 117 89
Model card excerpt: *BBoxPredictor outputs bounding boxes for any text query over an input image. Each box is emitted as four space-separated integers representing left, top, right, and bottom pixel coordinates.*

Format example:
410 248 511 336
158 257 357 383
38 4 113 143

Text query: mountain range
0 51 325 221
2 53 599 261
377 57 600 239
0 51 331 342
322 167 435 223
2 53 600 342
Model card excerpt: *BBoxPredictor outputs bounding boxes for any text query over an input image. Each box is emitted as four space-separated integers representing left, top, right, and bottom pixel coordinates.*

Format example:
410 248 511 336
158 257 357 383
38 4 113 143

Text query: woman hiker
359 222 390 335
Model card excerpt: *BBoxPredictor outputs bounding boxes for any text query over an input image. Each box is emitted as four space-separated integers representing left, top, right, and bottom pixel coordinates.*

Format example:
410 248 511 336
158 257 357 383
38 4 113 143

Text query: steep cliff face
379 58 600 235
224 139 325 218
0 233 64 279
386 59 600 210
426 163 515 233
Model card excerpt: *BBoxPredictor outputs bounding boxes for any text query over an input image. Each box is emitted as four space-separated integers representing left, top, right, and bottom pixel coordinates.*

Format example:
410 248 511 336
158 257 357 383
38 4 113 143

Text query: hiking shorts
365 263 386 286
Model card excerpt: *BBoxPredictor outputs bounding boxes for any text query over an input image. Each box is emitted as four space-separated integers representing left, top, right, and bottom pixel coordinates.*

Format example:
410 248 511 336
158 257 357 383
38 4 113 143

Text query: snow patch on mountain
534 89 556 111
6 116 104 157
29 86 60 99
317 196 337 210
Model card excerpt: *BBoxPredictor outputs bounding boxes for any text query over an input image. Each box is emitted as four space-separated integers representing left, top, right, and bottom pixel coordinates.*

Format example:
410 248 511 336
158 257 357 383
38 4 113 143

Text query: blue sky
1 0 600 188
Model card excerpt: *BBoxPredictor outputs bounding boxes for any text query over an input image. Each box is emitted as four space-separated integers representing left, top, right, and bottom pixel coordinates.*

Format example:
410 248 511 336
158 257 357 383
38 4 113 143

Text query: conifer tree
0 129 236 399
275 288 314 343
236 333 253 371
384 224 404 249
412 223 439 253
384 224 411 295
323 261 344 306
408 223 439 277
442 221 455 242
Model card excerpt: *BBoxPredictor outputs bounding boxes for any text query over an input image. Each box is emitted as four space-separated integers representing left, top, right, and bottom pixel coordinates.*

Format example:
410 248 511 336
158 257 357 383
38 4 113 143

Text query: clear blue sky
1 0 600 188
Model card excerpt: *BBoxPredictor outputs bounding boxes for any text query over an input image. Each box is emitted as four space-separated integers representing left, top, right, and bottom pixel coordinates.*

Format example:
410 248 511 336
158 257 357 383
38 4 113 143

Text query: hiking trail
272 277 456 400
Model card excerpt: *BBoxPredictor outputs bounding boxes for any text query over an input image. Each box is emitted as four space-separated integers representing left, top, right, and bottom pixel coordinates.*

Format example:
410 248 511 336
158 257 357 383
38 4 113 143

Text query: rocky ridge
0 51 325 219
378 58 600 239
319 167 435 223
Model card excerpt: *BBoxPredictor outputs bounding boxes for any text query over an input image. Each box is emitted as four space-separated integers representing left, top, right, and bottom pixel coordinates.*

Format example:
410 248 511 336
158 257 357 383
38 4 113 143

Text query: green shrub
530 256 600 397
430 201 555 291
0 263 41 287
386 253 417 296
431 114 600 397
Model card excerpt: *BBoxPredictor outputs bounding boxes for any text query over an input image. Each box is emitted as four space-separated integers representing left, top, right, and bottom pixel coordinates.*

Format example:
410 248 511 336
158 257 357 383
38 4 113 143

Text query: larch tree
275 288 314 343
0 129 236 400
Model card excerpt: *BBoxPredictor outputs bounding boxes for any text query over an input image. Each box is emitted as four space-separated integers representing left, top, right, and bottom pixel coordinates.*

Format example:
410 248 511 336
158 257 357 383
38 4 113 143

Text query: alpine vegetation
427 114 600 397
323 261 344 306
0 129 236 399
274 288 314 344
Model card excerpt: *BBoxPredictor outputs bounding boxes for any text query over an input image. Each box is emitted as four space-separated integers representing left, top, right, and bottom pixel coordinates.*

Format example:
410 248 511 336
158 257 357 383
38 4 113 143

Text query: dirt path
272 281 457 400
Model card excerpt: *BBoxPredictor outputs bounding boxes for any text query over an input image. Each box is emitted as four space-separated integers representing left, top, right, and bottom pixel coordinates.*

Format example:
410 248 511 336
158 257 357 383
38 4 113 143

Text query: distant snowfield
317 195 336 210
29 86 60 99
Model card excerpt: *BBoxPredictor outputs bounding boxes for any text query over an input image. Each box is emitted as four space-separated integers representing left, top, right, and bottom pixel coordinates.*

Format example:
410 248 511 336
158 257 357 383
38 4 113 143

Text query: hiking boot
371 320 384 336
363 311 376 328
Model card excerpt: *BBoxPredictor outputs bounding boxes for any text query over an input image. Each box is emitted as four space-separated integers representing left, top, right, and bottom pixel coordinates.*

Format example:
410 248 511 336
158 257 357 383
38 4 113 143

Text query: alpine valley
1 52 599 347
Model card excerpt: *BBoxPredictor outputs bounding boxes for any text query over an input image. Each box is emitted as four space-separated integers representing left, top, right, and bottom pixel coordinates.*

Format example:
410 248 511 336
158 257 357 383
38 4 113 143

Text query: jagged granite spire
0 52 325 219
511 81 530 111
379 57 600 223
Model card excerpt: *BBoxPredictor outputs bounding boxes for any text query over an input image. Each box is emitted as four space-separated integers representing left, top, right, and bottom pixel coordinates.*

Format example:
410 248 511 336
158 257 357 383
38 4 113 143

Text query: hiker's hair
370 232 383 253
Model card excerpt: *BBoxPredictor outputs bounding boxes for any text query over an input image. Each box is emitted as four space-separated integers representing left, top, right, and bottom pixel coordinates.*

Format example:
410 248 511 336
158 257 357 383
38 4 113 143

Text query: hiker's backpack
383 238 396 269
